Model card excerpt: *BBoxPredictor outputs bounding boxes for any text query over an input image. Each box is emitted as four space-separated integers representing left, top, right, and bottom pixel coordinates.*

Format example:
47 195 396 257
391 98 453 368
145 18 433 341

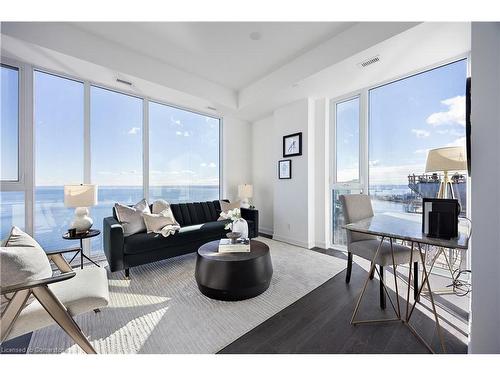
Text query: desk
343 212 470 353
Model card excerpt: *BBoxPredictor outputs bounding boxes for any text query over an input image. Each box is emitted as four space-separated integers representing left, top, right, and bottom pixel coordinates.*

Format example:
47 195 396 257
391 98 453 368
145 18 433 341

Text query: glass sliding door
331 96 362 247
149 101 220 203
34 71 84 250
368 59 468 216
90 86 143 255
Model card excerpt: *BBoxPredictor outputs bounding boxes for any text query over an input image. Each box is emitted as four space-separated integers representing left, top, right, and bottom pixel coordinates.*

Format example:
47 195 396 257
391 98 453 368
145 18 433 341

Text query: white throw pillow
218 200 241 221
114 199 151 236
143 200 180 233
1 226 53 313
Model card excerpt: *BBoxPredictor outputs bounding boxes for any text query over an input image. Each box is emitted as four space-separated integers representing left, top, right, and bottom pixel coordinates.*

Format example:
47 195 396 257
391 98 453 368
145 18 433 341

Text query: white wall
251 116 274 235
251 99 329 248
223 116 252 202
272 99 315 248
469 22 500 354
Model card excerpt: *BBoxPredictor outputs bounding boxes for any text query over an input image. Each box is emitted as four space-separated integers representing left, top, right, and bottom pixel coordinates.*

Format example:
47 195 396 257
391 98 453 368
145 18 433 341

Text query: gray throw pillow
114 198 151 236
1 226 53 313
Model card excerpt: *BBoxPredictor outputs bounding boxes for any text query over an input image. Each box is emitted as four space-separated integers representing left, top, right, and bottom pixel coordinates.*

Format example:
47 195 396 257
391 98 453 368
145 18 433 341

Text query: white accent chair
340 194 419 309
1 248 109 353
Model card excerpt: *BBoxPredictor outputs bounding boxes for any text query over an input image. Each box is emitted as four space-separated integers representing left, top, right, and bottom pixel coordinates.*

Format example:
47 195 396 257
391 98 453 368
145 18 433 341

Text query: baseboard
314 241 327 250
272 235 311 249
258 232 273 239
258 227 274 236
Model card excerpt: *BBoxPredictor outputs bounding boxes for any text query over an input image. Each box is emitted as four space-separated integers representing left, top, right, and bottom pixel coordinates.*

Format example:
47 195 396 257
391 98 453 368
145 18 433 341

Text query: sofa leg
125 268 130 279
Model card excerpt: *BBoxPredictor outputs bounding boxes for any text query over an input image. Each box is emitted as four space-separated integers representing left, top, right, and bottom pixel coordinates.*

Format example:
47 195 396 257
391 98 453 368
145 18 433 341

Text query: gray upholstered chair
1 248 109 353
340 194 419 309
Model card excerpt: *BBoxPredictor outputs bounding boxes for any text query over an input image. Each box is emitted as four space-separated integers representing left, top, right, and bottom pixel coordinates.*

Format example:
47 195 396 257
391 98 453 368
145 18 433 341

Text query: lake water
1 186 219 255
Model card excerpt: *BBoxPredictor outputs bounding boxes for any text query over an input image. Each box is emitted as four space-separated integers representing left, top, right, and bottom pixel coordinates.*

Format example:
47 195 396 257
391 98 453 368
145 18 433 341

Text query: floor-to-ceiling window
330 58 468 249
149 101 220 203
1 64 24 237
90 86 143 255
331 97 362 246
34 71 84 250
368 59 468 215
1 60 222 256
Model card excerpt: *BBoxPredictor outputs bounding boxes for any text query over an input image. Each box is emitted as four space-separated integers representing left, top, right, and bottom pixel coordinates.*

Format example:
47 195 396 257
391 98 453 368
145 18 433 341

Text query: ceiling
71 22 355 90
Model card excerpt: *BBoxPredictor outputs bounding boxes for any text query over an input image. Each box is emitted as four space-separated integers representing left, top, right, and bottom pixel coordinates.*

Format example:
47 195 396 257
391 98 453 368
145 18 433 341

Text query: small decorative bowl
226 232 241 243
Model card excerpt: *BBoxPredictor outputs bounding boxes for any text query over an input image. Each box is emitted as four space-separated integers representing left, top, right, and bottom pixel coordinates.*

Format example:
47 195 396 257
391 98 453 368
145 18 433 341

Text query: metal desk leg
350 236 402 325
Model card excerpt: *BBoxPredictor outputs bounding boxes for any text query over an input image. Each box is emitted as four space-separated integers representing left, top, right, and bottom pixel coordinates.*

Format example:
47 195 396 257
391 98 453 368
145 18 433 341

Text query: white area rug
28 237 345 354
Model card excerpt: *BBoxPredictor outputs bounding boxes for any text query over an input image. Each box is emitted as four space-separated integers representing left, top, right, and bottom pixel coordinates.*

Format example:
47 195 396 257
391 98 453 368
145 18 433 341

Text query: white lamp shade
64 184 98 208
238 184 253 199
425 147 467 173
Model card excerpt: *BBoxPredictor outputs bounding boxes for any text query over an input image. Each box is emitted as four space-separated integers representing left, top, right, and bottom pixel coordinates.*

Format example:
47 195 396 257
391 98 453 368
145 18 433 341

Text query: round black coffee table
195 239 273 301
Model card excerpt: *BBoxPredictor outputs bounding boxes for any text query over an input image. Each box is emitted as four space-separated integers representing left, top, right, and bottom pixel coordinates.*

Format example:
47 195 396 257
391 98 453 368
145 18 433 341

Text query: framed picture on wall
283 132 302 157
278 159 292 179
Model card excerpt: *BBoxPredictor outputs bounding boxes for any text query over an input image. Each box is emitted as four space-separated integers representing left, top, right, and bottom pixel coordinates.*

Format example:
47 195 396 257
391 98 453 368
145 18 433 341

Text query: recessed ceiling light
249 32 261 41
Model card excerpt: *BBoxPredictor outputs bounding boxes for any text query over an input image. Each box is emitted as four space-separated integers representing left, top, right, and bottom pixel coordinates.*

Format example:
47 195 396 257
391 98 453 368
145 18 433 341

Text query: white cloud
175 130 190 137
200 162 207 167
445 136 466 148
176 131 183 136
369 160 380 167
414 149 429 154
411 129 430 138
170 117 182 126
128 127 140 135
183 131 190 137
208 162 216 168
426 95 466 126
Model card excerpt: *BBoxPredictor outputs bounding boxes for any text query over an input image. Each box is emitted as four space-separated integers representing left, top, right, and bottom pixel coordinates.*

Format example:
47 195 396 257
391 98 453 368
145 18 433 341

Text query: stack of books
218 238 250 253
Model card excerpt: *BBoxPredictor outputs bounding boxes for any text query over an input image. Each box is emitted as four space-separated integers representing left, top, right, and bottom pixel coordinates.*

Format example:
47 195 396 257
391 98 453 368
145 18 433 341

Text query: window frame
0 57 223 254
328 53 470 250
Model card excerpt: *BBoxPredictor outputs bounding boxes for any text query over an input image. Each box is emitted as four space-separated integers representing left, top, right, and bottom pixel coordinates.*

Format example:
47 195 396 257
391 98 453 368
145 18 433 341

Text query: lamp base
240 198 250 209
71 207 93 234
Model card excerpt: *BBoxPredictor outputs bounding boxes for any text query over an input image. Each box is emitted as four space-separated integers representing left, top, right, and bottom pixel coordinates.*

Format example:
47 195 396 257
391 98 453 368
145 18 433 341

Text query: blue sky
1 65 19 181
29 71 219 186
336 59 467 185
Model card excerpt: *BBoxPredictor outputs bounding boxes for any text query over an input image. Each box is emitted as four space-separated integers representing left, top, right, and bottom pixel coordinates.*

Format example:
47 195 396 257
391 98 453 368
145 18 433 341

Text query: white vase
232 218 248 239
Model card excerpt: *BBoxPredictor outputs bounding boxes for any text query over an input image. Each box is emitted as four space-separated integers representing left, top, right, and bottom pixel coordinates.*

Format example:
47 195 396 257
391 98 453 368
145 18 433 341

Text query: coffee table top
198 239 269 262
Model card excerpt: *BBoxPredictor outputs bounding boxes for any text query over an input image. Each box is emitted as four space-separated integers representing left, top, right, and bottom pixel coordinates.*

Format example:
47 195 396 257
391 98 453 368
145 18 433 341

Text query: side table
62 229 101 269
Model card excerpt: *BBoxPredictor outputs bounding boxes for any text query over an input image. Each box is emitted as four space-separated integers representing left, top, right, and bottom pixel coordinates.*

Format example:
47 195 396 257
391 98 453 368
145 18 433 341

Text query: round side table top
197 239 269 262
62 229 101 240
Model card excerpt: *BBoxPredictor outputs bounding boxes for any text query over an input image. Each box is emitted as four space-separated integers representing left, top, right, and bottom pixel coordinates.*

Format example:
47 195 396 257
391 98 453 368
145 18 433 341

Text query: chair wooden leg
345 252 353 283
32 286 96 354
413 262 419 301
379 265 386 310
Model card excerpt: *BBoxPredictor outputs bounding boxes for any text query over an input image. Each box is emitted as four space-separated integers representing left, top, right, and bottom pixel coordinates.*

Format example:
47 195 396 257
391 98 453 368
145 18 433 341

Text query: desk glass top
343 212 470 250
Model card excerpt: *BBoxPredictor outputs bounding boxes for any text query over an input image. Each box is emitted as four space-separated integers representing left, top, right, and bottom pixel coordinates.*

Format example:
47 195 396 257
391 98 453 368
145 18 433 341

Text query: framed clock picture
278 159 292 179
283 132 302 157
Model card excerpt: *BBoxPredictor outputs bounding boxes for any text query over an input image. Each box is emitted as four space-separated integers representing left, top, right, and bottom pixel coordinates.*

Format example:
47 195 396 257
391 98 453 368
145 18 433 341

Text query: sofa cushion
123 220 230 255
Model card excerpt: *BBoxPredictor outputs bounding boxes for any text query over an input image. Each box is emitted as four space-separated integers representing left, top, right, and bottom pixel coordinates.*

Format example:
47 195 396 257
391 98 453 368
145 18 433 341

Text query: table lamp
238 184 253 209
64 184 98 233
425 146 467 199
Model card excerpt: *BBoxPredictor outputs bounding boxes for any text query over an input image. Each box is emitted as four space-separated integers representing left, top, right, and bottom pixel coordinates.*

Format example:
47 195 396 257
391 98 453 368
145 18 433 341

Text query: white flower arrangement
220 208 241 230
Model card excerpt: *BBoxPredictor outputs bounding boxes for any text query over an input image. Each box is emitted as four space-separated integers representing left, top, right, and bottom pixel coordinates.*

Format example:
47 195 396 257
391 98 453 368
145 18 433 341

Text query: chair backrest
339 194 376 243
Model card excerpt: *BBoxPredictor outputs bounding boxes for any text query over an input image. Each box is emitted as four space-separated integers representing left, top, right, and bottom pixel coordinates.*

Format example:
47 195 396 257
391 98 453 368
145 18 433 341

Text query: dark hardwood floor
219 250 468 354
1 247 469 354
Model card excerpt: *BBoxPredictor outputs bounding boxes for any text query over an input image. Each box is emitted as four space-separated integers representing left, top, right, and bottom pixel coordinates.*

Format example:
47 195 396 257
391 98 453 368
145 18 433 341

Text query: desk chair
340 194 419 309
